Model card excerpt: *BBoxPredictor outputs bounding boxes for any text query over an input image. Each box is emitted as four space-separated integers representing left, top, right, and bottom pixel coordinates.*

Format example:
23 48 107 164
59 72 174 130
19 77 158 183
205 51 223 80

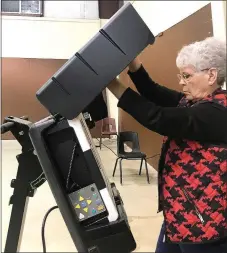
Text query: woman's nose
179 78 186 86
177 74 186 86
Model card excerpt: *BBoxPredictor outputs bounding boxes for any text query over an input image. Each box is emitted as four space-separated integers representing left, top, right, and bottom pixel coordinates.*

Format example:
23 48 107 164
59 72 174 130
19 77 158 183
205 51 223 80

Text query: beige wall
2 16 101 59
211 0 226 89
224 0 226 21
211 1 226 39
133 1 211 36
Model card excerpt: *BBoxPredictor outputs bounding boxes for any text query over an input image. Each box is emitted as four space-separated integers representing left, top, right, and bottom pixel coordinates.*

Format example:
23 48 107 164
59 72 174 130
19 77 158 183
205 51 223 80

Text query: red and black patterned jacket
117 65 227 244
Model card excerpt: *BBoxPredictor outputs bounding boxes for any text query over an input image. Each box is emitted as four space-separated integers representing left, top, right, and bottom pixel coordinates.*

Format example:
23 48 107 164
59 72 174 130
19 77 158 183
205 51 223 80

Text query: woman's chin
184 93 193 100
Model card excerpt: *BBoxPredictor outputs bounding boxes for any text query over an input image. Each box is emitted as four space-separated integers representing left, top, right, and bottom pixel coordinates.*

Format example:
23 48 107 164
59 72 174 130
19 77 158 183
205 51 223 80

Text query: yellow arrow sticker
87 200 92 205
79 196 84 201
83 207 88 213
75 204 80 209
97 205 104 211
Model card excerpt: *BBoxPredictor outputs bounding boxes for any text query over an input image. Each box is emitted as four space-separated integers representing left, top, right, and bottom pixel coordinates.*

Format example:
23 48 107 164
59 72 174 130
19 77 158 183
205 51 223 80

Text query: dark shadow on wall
118 4 213 170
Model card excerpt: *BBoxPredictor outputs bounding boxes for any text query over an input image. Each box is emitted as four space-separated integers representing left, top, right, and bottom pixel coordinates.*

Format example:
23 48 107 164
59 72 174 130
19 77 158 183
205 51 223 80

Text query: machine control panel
69 184 106 222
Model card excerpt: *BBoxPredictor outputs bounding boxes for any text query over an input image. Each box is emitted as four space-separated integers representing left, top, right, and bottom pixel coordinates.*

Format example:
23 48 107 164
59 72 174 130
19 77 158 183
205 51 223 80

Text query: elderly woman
108 37 227 253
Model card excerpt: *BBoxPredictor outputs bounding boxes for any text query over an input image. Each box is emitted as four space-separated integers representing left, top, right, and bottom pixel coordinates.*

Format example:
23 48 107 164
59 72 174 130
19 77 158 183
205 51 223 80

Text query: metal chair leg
139 158 143 175
99 135 102 150
120 158 123 185
113 158 119 177
144 159 150 184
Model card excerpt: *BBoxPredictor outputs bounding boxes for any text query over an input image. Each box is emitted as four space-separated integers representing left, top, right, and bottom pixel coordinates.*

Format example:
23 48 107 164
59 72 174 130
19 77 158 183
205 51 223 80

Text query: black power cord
146 154 161 160
95 138 118 156
41 206 59 253
100 142 118 156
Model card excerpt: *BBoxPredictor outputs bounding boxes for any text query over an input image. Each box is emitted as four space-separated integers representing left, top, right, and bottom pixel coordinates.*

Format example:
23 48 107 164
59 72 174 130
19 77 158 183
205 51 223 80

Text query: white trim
19 0 22 13
68 118 90 152
211 1 226 40
1 15 101 23
211 1 226 89
100 188 119 222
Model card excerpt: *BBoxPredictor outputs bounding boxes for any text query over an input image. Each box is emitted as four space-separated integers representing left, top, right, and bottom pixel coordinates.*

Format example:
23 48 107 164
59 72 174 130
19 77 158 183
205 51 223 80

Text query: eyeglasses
177 68 210 83
177 73 192 82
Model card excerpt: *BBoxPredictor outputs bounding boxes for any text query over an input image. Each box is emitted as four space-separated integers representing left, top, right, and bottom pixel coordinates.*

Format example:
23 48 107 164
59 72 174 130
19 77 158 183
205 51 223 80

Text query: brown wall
2 57 108 140
118 4 213 169
2 58 67 139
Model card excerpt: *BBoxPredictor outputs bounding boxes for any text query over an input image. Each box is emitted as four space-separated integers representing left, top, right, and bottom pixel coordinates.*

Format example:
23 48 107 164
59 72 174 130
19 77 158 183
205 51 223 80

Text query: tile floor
1 139 163 252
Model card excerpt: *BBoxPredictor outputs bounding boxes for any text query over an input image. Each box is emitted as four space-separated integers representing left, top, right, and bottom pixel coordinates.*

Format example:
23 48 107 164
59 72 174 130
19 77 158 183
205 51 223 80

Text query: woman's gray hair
176 37 226 86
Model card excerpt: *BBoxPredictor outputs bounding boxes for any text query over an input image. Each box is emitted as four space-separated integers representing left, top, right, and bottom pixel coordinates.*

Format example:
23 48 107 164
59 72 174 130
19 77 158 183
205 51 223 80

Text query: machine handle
1 115 29 134
1 122 14 134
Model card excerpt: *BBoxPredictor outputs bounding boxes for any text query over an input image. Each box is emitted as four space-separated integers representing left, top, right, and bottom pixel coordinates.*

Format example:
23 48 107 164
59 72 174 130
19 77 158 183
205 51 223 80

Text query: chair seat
119 152 146 159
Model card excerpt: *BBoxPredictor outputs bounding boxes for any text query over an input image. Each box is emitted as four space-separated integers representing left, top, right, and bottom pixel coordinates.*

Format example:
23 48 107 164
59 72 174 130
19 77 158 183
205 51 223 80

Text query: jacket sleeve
118 88 227 142
128 65 184 107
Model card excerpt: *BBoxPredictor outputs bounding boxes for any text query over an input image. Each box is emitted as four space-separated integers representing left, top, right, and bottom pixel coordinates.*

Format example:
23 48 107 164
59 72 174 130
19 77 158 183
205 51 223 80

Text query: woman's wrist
128 57 142 73
108 78 127 100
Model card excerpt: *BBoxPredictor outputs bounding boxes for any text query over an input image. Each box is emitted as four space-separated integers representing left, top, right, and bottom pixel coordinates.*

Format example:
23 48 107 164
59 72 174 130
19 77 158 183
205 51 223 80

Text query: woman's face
177 66 218 101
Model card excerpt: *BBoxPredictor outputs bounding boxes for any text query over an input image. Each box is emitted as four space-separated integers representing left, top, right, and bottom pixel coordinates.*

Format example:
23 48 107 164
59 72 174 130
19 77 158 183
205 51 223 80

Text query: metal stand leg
4 152 45 252
144 159 150 184
4 180 29 253
113 158 119 177
139 158 143 175
1 116 46 253
99 135 103 150
120 159 123 185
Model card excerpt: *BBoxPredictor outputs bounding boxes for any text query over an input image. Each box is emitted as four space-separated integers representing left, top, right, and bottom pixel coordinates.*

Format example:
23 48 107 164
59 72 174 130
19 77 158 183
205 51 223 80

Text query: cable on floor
41 206 59 253
146 154 161 160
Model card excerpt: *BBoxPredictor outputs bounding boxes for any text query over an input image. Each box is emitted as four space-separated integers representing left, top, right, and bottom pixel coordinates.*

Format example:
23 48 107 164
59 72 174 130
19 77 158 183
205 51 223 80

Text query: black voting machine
2 3 155 253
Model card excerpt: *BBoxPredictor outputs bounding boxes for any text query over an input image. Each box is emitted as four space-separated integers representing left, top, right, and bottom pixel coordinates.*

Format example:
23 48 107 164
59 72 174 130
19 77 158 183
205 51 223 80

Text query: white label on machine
79 213 85 220
69 115 119 222
68 118 90 152
100 188 119 222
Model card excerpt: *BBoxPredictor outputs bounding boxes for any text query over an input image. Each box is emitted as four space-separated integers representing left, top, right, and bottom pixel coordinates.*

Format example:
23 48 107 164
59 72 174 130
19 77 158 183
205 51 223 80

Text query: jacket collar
179 88 226 108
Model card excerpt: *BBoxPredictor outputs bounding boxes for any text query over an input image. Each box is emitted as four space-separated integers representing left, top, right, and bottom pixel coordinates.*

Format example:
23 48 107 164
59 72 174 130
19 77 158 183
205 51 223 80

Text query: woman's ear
208 68 218 85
